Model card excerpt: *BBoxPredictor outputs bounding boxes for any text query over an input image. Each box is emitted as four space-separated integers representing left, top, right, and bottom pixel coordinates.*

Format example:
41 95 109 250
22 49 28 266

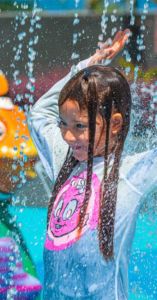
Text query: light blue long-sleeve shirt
28 60 157 300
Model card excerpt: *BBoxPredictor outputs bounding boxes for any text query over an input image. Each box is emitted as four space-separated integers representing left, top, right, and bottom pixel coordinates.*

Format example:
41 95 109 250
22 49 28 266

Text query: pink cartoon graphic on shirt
45 171 101 251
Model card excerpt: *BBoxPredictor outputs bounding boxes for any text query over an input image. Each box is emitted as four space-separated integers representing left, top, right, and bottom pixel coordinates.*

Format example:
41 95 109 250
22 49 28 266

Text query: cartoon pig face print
45 171 101 251
51 178 86 237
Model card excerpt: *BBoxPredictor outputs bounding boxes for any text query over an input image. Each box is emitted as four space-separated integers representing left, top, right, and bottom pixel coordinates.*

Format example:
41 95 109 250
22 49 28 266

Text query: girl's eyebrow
59 114 89 123
74 119 88 123
59 115 100 125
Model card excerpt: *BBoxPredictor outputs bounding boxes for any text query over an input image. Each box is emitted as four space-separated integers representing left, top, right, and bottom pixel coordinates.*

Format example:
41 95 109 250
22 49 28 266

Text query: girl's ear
111 113 123 134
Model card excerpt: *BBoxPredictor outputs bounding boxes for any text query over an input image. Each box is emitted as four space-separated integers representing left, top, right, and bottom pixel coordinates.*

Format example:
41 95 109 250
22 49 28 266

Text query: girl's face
59 99 106 161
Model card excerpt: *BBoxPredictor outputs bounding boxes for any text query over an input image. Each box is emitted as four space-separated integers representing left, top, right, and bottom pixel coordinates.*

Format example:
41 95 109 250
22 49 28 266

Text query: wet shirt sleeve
125 148 157 200
27 59 90 182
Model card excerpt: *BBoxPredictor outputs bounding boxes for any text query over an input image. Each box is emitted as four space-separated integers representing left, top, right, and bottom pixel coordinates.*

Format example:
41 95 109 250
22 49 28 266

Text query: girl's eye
76 123 87 129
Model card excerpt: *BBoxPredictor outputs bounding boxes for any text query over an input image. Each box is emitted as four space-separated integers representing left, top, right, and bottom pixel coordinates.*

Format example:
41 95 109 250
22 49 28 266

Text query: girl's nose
63 129 76 143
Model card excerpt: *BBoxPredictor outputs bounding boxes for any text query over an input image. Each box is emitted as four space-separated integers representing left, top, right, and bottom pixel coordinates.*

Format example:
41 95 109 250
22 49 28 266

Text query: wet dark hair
48 65 131 260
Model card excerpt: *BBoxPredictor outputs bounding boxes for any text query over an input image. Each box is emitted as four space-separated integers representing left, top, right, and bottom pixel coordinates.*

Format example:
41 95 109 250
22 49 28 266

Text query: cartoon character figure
46 171 101 251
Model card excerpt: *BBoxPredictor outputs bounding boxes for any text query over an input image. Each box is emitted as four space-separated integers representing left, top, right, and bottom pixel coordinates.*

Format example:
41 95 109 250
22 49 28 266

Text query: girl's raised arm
27 61 89 182
28 29 130 182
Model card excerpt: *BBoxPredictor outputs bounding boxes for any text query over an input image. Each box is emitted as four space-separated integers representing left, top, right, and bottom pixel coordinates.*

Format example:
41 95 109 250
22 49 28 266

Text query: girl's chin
72 151 87 162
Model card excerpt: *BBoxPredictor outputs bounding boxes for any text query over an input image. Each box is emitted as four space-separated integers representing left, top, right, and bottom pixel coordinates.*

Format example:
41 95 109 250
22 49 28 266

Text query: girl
28 31 157 299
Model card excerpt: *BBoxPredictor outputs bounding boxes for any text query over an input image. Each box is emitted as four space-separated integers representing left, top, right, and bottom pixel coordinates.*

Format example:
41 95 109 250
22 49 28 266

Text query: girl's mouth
72 146 82 151
71 145 86 152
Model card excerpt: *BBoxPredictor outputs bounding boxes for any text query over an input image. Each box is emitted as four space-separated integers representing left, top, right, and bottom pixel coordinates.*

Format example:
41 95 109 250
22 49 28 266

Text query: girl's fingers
97 29 130 53
98 49 113 61
89 29 131 65
98 38 112 50
123 28 131 37
109 29 131 56
112 29 131 46
90 48 113 64
112 31 123 43
117 29 131 45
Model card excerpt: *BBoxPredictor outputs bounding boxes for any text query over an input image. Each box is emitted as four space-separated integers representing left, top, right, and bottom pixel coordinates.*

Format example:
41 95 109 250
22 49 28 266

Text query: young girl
28 31 157 299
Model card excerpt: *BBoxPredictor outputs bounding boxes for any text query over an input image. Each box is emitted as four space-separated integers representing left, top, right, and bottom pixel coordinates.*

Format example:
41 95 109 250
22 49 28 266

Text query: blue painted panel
36 0 86 10
0 0 86 10
137 0 157 10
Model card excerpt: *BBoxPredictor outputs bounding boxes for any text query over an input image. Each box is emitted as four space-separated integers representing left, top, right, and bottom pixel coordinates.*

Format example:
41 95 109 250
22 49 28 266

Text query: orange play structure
0 72 9 96
0 71 38 192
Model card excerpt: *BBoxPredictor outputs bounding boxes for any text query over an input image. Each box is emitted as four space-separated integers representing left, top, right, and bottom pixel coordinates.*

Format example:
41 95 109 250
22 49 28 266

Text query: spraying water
0 1 156 299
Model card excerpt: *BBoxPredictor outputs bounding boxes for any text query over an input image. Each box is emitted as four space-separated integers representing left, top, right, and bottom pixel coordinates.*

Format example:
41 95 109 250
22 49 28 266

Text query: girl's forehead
59 98 104 126
59 99 88 119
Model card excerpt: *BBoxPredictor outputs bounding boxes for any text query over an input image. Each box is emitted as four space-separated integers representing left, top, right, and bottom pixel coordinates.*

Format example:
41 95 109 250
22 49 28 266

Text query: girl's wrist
87 55 97 66
77 58 91 70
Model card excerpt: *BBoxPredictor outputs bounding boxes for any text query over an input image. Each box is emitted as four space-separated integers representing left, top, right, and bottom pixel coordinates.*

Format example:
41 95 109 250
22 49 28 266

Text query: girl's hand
88 29 131 66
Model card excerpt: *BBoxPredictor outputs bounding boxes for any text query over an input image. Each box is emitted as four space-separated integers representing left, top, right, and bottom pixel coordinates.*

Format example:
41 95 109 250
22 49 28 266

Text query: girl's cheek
80 132 89 144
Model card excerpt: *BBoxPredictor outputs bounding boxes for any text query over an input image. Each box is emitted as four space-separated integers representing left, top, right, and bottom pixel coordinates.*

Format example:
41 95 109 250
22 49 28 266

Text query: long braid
99 90 128 259
99 142 123 259
98 92 114 258
78 75 98 233
98 78 130 259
